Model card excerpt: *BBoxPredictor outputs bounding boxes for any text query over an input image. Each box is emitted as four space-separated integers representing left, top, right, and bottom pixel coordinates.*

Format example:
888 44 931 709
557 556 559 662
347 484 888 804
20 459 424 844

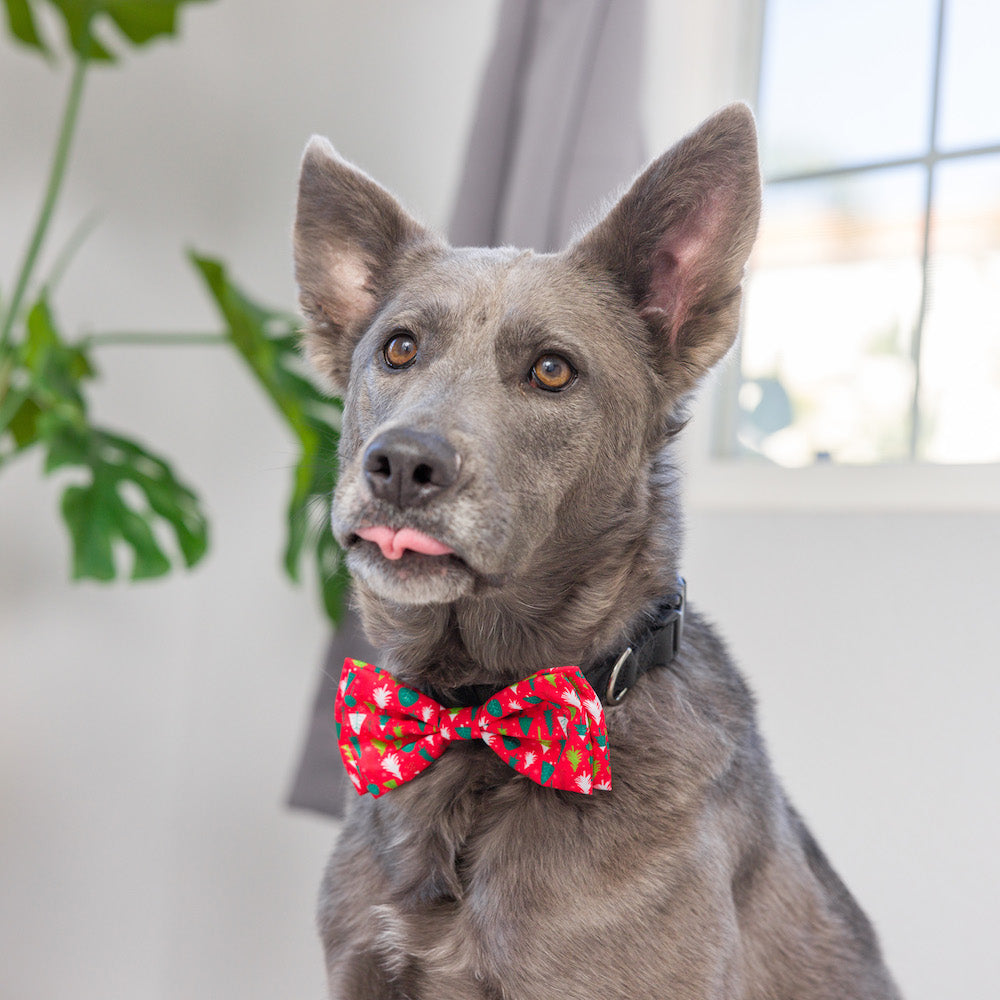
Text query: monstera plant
0 0 347 622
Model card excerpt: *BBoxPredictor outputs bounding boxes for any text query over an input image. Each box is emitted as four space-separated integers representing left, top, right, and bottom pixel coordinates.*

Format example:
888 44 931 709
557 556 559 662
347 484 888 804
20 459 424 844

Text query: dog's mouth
345 523 487 604
355 525 457 561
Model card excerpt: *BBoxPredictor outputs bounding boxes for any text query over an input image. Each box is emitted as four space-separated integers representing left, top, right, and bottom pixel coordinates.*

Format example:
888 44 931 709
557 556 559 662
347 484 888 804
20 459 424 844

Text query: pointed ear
568 104 761 393
294 137 436 393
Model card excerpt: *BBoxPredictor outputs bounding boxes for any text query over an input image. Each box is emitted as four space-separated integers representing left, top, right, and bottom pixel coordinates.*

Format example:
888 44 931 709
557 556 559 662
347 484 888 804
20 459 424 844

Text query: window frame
661 0 1000 512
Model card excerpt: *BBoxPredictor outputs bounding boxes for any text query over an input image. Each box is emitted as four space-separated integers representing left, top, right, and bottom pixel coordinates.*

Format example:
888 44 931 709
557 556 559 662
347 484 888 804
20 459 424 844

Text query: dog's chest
370 806 590 995
354 765 659 997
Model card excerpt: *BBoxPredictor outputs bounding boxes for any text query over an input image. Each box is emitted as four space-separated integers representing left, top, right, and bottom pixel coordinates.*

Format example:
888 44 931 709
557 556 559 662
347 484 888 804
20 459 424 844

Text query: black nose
362 428 461 509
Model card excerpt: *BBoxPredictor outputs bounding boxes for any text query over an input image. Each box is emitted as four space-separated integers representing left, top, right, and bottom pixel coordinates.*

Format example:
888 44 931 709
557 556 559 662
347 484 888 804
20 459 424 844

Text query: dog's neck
354 450 682 697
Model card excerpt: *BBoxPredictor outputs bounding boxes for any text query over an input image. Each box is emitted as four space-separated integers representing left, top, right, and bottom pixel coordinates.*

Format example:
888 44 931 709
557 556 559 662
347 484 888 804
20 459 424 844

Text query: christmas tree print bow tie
335 658 612 797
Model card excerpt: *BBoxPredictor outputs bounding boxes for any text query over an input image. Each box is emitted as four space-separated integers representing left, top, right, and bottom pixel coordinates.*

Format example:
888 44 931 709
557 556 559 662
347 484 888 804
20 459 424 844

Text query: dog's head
294 106 759 618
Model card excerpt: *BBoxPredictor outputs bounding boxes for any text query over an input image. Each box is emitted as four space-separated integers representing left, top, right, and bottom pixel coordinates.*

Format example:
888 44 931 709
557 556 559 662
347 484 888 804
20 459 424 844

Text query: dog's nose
362 428 460 509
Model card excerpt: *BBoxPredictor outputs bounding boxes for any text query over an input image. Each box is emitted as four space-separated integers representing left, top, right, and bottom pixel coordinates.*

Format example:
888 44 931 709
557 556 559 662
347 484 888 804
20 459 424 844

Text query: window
729 0 1000 466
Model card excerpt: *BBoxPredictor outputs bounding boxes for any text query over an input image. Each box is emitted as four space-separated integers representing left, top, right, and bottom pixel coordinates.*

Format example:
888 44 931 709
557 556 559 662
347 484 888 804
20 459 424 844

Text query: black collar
422 579 686 709
584 579 686 706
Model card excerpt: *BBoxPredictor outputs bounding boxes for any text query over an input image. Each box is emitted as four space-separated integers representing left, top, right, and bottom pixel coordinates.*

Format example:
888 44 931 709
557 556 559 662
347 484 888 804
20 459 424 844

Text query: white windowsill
684 458 1000 513
680 384 1000 514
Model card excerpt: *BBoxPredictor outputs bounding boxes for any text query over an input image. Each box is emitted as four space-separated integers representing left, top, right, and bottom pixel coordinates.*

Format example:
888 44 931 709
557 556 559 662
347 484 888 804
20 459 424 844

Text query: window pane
918 154 1000 462
739 168 926 465
938 0 1000 151
758 0 937 175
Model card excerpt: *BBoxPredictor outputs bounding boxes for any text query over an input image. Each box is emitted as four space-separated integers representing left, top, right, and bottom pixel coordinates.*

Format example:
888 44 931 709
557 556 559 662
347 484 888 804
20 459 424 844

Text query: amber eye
530 354 576 392
383 332 418 369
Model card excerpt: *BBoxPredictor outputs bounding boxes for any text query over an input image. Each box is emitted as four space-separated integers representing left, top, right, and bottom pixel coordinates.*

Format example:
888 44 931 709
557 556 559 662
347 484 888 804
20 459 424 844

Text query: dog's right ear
294 137 435 394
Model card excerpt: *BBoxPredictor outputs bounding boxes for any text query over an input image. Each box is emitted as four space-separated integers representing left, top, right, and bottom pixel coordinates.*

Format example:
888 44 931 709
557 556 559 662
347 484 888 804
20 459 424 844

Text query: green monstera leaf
190 252 348 624
51 422 208 580
2 0 214 62
7 295 209 580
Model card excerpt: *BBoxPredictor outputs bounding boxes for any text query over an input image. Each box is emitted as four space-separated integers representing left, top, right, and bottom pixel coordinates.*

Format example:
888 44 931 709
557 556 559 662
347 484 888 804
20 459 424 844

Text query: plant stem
0 48 90 352
83 331 229 348
44 209 103 295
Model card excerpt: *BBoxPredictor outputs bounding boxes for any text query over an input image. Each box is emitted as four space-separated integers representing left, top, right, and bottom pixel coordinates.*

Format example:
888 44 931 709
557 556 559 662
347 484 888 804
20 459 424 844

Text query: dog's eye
383 332 418 369
529 354 576 392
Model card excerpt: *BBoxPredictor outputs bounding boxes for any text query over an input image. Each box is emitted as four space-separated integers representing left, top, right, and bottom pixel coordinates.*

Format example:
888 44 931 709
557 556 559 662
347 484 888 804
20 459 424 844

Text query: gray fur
294 105 901 999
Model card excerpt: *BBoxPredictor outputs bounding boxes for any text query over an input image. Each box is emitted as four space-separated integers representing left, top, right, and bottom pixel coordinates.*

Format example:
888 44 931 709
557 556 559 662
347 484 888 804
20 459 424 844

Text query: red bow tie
335 658 612 797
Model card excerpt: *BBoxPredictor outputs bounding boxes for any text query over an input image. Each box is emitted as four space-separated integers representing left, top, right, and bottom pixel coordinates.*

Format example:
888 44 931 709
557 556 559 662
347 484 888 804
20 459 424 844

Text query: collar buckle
596 578 686 707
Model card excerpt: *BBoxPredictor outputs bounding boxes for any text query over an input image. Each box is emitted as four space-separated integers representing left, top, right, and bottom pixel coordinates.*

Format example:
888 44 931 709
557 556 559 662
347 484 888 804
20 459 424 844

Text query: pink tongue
357 525 455 561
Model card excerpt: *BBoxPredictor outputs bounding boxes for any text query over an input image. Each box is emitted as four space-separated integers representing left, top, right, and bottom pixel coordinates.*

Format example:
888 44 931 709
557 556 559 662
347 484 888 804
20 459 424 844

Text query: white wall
686 511 1000 999
1 2 997 999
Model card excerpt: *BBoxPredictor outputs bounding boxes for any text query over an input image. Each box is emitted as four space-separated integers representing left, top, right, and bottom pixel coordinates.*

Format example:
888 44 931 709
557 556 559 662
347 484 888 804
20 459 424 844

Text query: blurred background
1 1 998 997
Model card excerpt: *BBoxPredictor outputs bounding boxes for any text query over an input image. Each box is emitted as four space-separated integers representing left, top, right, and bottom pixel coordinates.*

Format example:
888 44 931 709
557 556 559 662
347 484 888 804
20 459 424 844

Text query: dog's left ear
568 104 761 392
294 137 438 394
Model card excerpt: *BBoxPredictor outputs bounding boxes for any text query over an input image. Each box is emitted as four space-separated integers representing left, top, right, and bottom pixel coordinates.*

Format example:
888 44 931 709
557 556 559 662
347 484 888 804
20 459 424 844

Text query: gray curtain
288 0 648 819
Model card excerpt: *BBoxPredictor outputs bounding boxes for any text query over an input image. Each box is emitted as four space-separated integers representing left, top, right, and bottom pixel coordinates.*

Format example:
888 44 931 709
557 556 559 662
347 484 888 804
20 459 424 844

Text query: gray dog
293 105 901 999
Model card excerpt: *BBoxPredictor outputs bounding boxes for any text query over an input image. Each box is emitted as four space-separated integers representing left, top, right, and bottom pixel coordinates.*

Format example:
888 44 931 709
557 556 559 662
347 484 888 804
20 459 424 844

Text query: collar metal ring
605 646 634 706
